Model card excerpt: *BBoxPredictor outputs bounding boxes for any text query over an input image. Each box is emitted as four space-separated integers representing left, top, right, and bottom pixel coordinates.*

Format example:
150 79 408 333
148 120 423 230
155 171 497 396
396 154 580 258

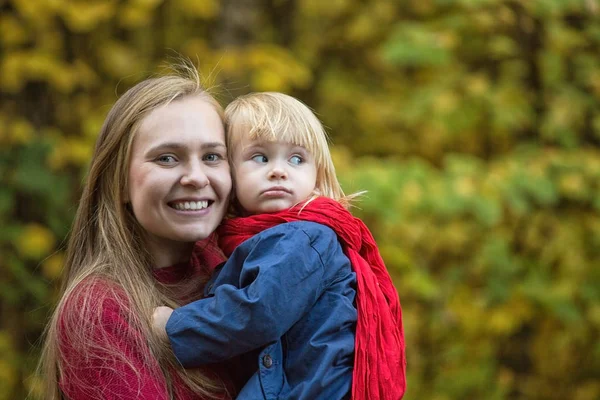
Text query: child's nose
268 165 287 180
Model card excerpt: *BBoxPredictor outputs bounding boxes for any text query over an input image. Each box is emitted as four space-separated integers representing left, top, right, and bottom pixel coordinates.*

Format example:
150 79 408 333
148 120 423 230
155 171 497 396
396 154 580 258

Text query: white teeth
173 201 209 211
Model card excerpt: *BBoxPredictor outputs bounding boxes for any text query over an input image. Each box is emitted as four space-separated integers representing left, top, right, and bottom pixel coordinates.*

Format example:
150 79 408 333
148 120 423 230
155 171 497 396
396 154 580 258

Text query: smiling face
127 95 232 266
232 137 317 215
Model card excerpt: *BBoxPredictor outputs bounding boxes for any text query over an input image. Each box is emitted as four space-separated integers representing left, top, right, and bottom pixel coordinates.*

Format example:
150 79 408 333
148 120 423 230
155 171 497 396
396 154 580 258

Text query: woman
38 67 234 399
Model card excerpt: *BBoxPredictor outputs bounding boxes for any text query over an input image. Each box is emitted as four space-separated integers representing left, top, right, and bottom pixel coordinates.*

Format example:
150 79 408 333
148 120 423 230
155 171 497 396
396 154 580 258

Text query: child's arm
164 224 332 368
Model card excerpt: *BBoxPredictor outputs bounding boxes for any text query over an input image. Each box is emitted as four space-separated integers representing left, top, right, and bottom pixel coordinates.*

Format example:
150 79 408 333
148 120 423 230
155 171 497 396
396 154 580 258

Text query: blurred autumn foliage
2 0 600 399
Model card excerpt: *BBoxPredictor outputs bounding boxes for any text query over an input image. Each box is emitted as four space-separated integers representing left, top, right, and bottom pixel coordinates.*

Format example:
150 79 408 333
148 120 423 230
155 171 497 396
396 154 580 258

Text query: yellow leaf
466 74 489 96
119 4 153 28
346 14 376 43
433 91 459 114
83 114 104 140
12 0 56 25
454 177 475 197
10 119 35 145
573 381 600 400
73 59 100 89
330 146 353 176
99 41 143 79
447 288 486 336
182 39 211 61
247 45 312 89
498 5 517 25
410 0 434 15
0 52 27 92
497 367 515 390
589 72 600 96
24 373 45 400
402 181 423 204
132 0 164 7
251 70 287 92
0 331 12 351
0 359 17 393
473 10 495 31
0 114 6 144
60 0 117 33
48 143 67 170
49 136 94 169
301 0 352 17
173 0 218 19
42 252 64 280
1 51 77 93
488 309 516 335
437 31 459 50
14 224 56 260
49 67 77 93
558 173 585 196
68 137 95 166
0 15 29 46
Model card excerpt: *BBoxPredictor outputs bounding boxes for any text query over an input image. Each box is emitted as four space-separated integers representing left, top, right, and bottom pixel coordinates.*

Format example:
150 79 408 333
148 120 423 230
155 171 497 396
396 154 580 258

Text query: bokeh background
2 0 600 398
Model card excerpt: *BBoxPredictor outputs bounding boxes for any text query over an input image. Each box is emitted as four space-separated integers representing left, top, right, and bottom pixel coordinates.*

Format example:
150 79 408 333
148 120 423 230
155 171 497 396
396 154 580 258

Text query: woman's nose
180 163 210 188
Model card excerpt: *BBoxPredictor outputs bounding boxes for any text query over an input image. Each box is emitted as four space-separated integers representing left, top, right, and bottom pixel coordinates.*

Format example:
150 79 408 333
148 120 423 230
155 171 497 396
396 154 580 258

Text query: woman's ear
122 183 130 204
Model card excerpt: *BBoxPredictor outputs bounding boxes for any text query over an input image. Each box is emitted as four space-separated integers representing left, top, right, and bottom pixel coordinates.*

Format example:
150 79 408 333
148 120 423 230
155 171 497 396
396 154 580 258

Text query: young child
153 92 406 399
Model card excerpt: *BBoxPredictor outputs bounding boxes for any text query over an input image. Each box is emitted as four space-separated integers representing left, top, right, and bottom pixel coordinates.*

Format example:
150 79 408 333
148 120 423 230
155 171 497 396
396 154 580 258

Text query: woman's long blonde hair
38 66 227 399
224 92 360 210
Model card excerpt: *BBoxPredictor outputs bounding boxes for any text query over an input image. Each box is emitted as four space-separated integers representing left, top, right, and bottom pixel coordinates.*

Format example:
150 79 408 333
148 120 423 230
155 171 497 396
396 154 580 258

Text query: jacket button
262 354 273 368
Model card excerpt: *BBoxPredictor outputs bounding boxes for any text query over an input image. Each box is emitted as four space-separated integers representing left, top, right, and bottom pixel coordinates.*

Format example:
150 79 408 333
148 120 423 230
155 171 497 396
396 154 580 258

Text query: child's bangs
250 108 325 165
225 92 329 167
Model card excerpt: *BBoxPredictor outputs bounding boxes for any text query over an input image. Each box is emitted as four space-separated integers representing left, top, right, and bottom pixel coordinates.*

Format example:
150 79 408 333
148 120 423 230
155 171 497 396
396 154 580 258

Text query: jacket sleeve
166 225 330 367
57 280 182 400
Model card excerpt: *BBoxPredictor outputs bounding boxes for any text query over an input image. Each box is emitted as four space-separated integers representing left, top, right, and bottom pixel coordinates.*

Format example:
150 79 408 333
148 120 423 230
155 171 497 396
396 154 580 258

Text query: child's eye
252 154 268 163
289 155 303 165
203 153 224 163
156 155 177 164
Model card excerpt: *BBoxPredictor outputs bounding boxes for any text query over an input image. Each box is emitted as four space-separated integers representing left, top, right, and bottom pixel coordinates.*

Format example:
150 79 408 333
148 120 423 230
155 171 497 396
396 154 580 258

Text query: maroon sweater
57 239 233 400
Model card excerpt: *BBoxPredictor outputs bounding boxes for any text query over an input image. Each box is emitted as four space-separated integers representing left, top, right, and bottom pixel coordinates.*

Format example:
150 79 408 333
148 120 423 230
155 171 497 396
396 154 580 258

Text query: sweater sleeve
57 279 187 400
166 223 334 367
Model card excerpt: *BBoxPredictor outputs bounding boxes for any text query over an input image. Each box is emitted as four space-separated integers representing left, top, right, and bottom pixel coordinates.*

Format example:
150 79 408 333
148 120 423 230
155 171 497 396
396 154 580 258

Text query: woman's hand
152 306 174 342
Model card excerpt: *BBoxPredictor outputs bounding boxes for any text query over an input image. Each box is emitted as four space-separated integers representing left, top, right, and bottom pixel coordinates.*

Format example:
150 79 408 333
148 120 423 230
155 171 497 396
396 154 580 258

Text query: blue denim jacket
166 221 357 399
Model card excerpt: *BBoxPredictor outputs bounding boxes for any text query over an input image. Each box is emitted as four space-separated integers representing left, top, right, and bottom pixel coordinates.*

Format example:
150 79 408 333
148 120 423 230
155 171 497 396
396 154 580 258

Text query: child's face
232 137 317 215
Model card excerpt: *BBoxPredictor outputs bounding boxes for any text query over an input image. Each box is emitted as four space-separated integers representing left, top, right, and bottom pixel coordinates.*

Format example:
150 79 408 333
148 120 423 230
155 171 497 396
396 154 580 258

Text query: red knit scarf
217 197 406 399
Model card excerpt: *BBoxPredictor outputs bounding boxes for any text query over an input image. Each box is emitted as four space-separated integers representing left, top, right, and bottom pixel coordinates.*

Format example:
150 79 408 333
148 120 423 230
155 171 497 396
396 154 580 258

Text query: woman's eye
289 155 303 165
156 155 177 163
252 154 268 163
203 153 223 163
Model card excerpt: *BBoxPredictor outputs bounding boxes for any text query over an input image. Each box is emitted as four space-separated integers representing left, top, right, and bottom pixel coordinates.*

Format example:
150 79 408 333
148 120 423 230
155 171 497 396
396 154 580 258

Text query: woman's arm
57 280 190 400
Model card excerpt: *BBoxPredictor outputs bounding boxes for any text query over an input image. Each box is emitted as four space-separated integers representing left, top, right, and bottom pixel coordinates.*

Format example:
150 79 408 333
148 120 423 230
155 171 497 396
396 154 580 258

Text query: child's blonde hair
224 92 357 209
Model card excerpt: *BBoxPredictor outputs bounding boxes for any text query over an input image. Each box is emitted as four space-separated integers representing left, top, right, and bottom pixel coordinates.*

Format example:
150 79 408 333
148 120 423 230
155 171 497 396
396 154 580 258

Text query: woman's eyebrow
201 142 227 150
146 141 226 154
146 142 186 154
